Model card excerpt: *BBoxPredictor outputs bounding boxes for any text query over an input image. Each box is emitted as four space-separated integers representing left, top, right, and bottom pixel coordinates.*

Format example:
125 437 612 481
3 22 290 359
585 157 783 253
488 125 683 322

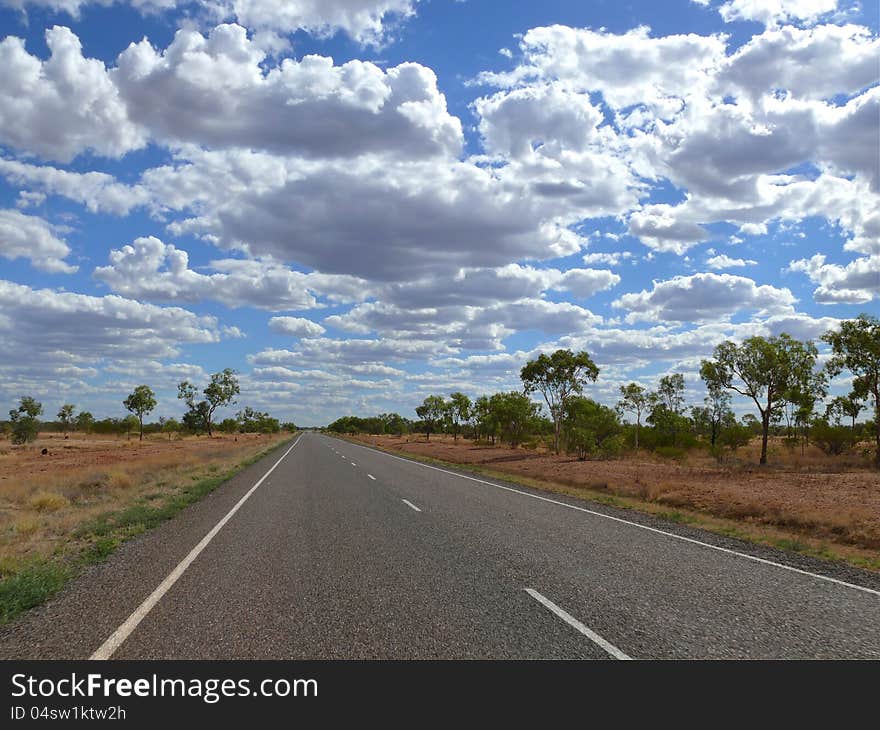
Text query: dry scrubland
352 434 880 570
0 431 291 622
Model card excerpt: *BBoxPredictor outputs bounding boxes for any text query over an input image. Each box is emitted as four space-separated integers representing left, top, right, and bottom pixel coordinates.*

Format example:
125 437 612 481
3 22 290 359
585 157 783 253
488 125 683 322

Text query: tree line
326 315 880 467
2 368 296 444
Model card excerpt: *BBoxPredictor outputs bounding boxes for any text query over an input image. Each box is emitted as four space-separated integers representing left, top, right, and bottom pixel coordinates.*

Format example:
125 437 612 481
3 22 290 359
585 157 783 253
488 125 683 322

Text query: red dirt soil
353 435 880 551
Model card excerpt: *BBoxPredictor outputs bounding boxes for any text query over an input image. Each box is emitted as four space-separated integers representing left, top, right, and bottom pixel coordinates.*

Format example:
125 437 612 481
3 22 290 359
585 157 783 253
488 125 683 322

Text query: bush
718 423 753 453
655 446 687 461
810 418 855 455
563 397 622 460
10 416 39 445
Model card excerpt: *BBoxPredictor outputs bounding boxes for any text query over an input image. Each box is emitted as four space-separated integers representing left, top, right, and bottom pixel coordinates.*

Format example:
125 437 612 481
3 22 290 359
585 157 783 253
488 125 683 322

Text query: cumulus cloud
719 24 879 103
268 316 327 337
0 209 76 272
613 272 796 323
788 253 880 303
581 251 633 266
93 235 371 310
2 0 418 44
0 26 145 161
706 253 757 269
477 25 726 116
0 158 150 216
627 204 710 254
161 151 590 281
115 24 461 158
716 0 838 27
0 279 223 365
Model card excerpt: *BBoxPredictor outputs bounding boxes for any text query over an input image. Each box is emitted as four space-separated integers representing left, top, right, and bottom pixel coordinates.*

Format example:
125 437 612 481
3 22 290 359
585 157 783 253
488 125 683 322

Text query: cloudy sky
0 0 877 425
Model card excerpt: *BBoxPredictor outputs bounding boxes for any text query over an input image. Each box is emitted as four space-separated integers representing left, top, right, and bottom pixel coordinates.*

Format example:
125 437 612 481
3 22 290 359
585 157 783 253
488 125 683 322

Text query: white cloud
268 316 327 337
719 24 880 103
0 279 223 365
116 24 462 158
477 25 727 116
0 26 145 162
613 272 796 323
706 253 757 268
788 253 880 303
0 209 76 272
475 84 604 159
0 158 149 215
581 251 633 265
93 235 372 311
158 150 589 281
627 204 710 254
2 0 417 45
717 0 838 27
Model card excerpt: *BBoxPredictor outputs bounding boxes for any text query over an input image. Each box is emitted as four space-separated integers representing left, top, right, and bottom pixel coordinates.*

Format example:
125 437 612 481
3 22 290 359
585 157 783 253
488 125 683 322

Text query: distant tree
448 392 471 441
75 410 94 434
237 407 280 434
178 369 240 437
823 315 880 467
415 395 446 441
826 395 864 431
701 334 820 465
564 396 622 460
617 383 648 449
691 382 732 448
218 417 241 434
810 418 855 456
647 374 688 448
159 416 180 440
57 404 76 434
9 396 42 444
488 391 540 447
123 385 157 442
472 395 496 444
521 349 600 454
121 414 140 440
717 422 753 455
182 401 211 435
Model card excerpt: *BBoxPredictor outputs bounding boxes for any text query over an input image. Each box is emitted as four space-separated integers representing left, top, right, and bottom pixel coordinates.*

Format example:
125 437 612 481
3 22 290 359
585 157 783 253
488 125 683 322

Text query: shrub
27 492 70 512
655 446 687 461
811 418 855 455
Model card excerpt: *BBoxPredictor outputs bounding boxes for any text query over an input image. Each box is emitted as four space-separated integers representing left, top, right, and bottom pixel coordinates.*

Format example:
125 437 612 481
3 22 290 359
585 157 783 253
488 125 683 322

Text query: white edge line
525 588 631 660
341 438 880 598
90 435 303 660
401 499 422 512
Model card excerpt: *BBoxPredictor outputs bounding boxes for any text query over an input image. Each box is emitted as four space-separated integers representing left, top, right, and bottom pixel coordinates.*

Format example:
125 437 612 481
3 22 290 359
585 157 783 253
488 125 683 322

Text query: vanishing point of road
1 432 878 659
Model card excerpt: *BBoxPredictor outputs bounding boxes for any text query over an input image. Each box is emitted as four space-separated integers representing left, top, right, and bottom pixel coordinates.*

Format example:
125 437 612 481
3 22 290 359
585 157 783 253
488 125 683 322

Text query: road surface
1 432 878 659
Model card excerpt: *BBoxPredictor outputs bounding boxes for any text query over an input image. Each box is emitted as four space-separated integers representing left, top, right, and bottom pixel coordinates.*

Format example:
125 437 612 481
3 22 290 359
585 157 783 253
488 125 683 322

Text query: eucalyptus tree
521 349 600 454
701 334 820 465
823 315 880 466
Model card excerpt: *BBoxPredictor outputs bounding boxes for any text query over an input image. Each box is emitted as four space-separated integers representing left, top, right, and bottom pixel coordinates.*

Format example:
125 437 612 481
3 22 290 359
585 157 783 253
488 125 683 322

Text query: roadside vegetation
0 368 297 624
326 315 880 570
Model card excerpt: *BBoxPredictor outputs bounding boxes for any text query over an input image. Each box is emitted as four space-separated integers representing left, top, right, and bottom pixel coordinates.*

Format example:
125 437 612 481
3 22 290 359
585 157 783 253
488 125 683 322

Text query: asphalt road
1 432 878 659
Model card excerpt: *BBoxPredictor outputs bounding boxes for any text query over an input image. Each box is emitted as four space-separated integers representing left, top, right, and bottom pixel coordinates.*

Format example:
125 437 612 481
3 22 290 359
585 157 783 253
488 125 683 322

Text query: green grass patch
0 436 295 626
0 560 72 625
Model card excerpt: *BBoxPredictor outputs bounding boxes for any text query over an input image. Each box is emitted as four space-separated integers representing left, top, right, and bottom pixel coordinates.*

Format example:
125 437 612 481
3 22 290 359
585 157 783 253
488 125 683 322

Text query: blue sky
0 0 877 426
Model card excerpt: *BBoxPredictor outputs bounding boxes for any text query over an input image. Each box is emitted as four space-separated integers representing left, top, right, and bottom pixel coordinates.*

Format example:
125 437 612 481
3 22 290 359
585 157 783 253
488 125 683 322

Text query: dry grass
352 434 880 570
0 432 291 578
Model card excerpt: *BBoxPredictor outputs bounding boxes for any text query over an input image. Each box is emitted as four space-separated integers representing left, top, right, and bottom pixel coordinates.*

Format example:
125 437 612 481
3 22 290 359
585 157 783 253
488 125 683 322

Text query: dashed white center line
524 588 631 660
367 474 376 481
351 462 357 467
401 499 422 512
